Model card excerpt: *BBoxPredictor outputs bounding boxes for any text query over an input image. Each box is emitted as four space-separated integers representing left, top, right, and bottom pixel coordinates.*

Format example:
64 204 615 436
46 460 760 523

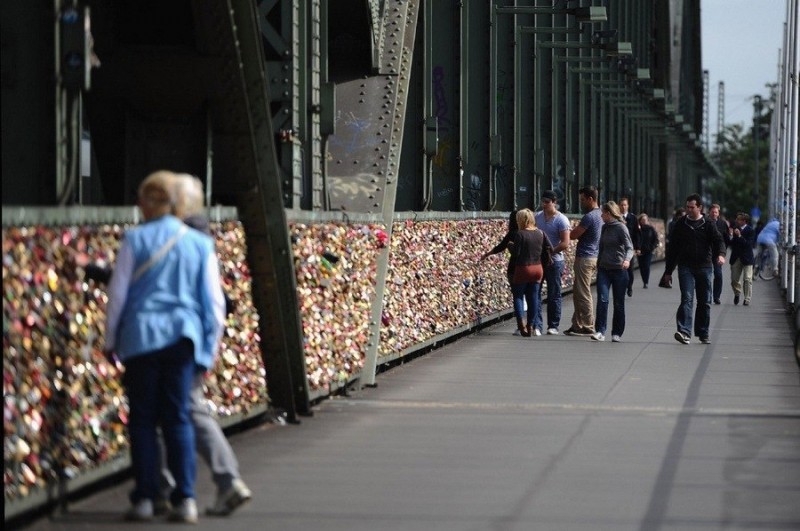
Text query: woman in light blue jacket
104 171 225 523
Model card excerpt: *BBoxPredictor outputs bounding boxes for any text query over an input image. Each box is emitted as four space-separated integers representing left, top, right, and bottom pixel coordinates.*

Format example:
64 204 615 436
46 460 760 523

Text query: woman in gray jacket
591 202 634 342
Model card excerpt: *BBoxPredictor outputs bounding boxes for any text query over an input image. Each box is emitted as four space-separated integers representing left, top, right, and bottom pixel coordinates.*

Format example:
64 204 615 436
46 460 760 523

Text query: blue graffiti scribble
329 112 384 154
470 173 482 190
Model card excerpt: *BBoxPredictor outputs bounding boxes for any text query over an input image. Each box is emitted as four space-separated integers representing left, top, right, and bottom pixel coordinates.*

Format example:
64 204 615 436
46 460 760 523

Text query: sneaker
562 327 577 336
206 479 252 516
533 328 542 337
734 294 740 305
168 498 198 524
611 335 622 342
743 300 750 306
512 329 522 336
124 499 154 521
590 332 605 341
700 337 711 344
674 331 690 345
546 328 559 335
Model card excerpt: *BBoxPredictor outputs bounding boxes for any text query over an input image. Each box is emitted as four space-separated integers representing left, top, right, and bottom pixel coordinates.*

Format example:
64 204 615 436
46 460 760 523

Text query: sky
701 0 789 145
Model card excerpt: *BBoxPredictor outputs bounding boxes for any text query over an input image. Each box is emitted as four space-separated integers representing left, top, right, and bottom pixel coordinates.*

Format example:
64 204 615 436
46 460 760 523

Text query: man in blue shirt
564 186 603 336
756 217 780 277
534 190 572 335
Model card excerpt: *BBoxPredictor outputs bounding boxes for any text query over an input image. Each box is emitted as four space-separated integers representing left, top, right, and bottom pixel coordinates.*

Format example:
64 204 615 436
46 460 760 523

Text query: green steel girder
257 0 305 209
218 0 310 419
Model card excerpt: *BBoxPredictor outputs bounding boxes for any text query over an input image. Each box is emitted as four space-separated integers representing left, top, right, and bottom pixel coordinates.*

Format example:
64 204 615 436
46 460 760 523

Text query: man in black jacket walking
708 203 730 304
663 194 726 345
619 197 641 297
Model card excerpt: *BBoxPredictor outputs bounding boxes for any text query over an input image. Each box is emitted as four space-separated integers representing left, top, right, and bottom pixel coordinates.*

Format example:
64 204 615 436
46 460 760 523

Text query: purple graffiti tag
433 66 453 130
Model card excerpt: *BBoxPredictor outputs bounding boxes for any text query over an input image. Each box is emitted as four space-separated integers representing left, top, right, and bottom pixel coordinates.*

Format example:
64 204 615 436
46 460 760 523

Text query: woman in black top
481 210 518 285
510 209 552 337
637 213 660 288
481 210 521 335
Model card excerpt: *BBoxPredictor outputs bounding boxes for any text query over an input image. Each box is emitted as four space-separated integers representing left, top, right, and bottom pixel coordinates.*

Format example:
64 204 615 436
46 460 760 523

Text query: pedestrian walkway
19 263 800 530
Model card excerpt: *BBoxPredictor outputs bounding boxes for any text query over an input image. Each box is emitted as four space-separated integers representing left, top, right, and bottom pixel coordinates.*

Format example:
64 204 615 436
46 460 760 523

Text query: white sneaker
168 498 198 524
512 329 522 336
590 332 605 341
611 335 622 342
124 499 154 521
546 328 559 335
206 479 252 516
533 329 542 336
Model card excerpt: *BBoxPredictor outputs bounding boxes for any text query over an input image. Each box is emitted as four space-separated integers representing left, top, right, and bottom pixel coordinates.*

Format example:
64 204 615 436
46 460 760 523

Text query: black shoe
627 288 633 297
734 294 740 305
714 299 721 305
743 300 750 306
674 331 690 345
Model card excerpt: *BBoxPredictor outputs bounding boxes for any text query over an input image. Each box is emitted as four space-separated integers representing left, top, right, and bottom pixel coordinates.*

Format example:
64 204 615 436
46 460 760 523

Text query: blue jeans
712 261 723 301
595 267 628 336
626 256 636 291
512 281 542 328
638 252 653 286
676 265 713 338
124 339 197 504
536 260 564 331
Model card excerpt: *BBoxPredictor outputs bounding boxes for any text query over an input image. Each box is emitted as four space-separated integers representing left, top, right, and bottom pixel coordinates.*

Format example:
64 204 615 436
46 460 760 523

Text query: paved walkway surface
18 263 800 530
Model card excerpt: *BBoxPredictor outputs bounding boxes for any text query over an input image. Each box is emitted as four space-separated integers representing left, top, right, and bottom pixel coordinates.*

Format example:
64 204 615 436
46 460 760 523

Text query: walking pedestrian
618 196 640 297
104 171 226 522
662 193 726 345
708 203 730 304
84 175 253 517
509 209 553 337
481 210 519 334
533 191 571 335
728 212 755 306
591 202 634 342
637 213 659 288
168 174 253 516
665 207 685 252
563 186 602 337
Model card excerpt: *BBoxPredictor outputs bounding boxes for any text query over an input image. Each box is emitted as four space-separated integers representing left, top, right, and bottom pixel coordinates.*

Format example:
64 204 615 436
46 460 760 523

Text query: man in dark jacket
728 212 755 306
708 203 730 304
619 197 641 297
663 194 726 345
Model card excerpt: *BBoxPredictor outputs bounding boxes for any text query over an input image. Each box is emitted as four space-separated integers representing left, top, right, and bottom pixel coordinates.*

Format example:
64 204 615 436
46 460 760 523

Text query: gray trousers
160 373 241 495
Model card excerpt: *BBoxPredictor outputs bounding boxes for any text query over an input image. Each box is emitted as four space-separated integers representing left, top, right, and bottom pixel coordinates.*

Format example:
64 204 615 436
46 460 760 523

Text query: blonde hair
602 201 623 222
172 173 205 219
515 208 535 230
138 171 176 220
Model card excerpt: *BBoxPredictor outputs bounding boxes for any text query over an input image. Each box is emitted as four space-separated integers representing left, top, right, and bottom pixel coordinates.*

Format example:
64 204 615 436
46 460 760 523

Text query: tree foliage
705 98 773 222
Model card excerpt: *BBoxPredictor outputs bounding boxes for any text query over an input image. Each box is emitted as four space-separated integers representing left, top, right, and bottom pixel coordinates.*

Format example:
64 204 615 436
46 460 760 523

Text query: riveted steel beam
207 0 309 419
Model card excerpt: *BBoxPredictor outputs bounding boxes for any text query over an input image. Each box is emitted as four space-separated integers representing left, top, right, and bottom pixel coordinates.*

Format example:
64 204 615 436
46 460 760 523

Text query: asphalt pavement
17 262 800 531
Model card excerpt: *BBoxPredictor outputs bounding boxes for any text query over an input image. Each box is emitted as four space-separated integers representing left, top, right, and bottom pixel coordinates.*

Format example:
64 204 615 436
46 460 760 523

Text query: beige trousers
730 260 753 303
571 256 597 332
